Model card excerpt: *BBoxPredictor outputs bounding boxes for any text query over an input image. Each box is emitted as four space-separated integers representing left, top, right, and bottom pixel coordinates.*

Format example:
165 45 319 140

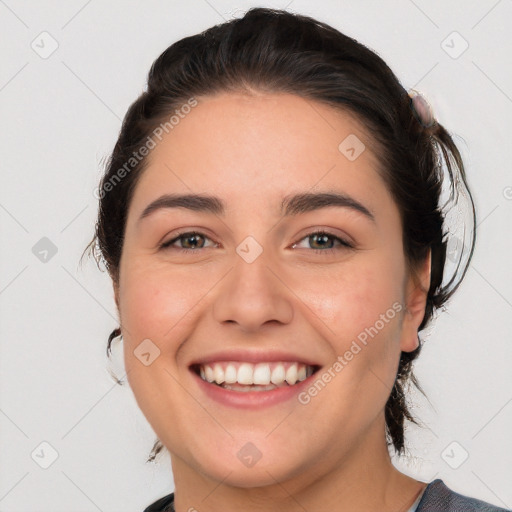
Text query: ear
113 281 120 311
400 248 431 352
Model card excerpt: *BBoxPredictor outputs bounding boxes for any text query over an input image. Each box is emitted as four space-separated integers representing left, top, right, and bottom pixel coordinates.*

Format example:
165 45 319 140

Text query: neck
170 414 426 512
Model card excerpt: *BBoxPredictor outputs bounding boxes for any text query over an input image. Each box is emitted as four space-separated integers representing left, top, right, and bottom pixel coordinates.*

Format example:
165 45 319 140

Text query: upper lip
189 349 321 368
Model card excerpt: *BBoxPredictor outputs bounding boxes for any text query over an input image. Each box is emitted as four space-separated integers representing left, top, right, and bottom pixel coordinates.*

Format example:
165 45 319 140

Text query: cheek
118 263 207 430
296 255 404 340
118 261 201 352
296 252 405 403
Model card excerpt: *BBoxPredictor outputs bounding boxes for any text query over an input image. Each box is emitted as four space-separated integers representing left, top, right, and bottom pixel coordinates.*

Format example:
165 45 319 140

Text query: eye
159 231 217 252
292 230 354 255
159 230 354 255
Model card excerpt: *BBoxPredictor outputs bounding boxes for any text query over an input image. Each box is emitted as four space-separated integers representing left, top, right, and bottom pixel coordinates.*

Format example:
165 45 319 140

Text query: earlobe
400 249 431 352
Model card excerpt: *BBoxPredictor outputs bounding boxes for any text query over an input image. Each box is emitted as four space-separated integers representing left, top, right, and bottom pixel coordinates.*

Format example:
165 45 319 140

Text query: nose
212 247 294 332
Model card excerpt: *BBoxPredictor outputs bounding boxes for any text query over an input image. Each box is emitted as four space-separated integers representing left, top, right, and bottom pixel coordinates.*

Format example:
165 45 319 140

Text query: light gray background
1 1 511 511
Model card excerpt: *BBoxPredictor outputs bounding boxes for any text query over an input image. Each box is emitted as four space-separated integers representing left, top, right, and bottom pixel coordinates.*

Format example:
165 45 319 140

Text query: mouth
190 361 321 392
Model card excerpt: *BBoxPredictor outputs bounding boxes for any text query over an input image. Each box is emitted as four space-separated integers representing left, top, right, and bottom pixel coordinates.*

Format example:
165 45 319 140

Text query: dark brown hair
83 7 476 462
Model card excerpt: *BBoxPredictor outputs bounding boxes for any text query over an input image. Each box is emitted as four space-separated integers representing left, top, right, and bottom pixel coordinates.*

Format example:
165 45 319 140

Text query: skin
114 92 431 512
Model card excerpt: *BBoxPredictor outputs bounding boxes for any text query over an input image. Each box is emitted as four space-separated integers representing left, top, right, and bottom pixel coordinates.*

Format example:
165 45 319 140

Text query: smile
192 361 319 392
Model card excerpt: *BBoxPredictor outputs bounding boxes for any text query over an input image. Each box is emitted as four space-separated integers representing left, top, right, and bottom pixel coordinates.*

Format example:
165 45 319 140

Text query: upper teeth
198 362 314 386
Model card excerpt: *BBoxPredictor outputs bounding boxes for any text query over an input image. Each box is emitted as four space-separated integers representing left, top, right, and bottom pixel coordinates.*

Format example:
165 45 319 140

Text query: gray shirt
143 478 511 511
415 479 510 511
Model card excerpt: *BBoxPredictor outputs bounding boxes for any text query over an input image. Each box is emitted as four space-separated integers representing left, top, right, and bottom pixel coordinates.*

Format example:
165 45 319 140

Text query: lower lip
191 369 318 409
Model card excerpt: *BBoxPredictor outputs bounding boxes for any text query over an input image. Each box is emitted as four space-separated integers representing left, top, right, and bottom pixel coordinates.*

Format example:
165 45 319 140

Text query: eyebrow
137 192 375 223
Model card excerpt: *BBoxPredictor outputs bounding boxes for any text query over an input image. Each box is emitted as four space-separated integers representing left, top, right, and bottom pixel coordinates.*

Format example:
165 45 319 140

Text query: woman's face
116 92 429 487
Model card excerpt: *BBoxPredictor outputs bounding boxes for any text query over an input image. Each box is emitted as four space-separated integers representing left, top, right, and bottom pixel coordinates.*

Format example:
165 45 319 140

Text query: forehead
130 92 389 217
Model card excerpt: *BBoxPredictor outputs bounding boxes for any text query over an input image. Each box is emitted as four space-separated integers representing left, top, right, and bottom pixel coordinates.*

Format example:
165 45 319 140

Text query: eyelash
159 230 354 255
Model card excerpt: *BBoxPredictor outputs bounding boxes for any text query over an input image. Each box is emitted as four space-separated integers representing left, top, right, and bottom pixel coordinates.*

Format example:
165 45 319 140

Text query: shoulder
143 492 174 512
141 483 511 512
417 479 511 512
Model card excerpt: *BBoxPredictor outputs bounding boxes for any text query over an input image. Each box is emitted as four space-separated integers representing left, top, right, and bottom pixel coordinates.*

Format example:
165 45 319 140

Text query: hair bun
408 90 436 128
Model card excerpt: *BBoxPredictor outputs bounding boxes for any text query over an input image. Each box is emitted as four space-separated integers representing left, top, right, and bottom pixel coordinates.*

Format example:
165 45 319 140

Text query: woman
84 7 509 512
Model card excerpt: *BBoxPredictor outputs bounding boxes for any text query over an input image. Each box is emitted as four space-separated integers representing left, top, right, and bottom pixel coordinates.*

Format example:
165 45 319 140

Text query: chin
187 442 306 488
206 462 300 489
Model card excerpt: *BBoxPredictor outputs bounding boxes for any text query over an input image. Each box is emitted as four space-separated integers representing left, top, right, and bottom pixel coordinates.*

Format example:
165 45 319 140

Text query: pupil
185 234 202 248
312 233 330 249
